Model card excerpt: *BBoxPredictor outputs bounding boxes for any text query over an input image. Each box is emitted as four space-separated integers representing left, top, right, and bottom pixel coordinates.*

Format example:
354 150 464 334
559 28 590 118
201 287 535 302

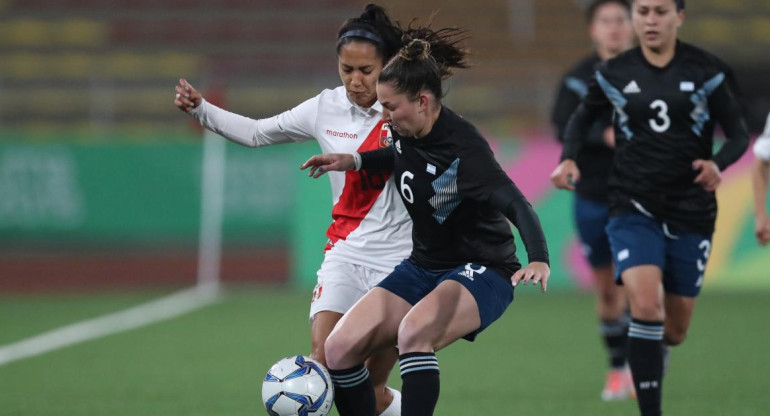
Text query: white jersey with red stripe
190 85 412 273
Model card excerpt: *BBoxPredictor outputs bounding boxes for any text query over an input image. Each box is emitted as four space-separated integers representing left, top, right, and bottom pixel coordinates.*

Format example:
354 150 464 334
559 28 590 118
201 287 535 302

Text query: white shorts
309 259 391 321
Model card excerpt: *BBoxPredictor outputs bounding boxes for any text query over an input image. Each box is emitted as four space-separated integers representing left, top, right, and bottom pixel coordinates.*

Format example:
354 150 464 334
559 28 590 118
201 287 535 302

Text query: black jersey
562 42 749 235
360 107 549 276
551 54 614 202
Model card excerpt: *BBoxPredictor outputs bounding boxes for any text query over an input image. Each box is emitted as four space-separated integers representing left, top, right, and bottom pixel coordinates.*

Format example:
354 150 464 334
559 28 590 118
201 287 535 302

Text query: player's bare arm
300 153 356 178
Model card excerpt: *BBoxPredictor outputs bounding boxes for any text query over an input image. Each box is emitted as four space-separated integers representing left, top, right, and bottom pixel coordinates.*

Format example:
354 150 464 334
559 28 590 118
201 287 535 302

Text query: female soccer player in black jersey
301 29 550 416
552 1 749 415
550 0 635 400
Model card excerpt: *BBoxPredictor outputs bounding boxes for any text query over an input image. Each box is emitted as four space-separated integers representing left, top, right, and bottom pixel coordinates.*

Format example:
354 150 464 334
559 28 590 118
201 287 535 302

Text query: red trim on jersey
325 121 392 250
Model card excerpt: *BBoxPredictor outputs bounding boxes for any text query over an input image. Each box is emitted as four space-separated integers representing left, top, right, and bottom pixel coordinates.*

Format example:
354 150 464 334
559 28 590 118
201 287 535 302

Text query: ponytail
379 23 469 101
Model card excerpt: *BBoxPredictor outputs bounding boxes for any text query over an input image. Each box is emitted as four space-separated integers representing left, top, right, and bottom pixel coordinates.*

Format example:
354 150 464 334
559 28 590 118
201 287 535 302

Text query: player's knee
631 300 664 321
323 332 353 370
310 340 328 367
397 316 431 352
664 328 688 346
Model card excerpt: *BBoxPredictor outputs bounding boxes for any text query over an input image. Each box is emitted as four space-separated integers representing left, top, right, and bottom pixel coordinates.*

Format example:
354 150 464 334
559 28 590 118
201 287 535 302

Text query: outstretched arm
300 153 356 178
300 147 396 178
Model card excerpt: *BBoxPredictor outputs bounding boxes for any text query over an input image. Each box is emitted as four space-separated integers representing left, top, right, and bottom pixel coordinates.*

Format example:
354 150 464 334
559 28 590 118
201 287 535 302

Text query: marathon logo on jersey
623 80 641 94
680 81 695 91
326 129 359 139
379 123 393 148
458 263 487 281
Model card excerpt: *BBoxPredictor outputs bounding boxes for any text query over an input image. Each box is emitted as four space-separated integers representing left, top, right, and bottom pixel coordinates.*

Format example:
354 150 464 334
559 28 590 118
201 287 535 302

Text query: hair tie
398 39 431 61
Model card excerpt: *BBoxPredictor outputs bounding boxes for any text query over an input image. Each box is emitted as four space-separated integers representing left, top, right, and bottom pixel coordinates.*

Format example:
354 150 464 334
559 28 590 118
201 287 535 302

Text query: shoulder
565 54 601 79
679 42 733 76
601 47 642 73
442 108 492 154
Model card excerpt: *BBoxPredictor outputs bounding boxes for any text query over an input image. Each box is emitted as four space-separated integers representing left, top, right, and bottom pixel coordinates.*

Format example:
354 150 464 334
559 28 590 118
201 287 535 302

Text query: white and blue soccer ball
261 356 334 416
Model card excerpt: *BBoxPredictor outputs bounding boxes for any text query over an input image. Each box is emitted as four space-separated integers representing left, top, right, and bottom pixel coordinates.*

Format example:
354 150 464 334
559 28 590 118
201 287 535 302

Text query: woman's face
591 2 634 56
632 0 683 51
377 82 432 138
338 41 383 108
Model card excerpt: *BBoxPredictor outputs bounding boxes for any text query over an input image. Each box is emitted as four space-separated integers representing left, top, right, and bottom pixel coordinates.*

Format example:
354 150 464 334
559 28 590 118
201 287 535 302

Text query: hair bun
398 39 431 61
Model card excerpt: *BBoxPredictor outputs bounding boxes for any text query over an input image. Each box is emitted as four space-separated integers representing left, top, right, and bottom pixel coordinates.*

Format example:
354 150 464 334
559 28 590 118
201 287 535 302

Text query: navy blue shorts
606 214 712 297
573 195 613 268
377 259 515 341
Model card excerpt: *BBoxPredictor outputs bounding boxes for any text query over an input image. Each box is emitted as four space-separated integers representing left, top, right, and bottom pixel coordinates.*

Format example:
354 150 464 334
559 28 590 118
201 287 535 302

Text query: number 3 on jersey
649 99 671 133
400 171 415 204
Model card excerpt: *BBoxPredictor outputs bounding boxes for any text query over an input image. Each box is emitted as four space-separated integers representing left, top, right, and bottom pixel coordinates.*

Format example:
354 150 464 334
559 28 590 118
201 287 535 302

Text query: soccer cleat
601 367 636 401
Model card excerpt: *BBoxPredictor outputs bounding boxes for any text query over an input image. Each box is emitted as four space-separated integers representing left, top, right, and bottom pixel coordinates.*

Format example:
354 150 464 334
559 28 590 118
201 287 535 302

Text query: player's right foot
600 367 635 401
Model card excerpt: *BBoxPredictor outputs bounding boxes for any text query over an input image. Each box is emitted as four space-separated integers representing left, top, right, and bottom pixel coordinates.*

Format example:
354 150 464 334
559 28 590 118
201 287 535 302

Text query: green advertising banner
0 136 298 244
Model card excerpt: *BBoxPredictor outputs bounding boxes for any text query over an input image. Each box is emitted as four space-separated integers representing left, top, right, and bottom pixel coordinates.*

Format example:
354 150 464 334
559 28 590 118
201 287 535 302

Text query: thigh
663 232 712 297
574 196 613 268
309 260 368 321
401 280 481 352
621 265 665 321
405 264 514 349
330 287 412 361
607 214 666 284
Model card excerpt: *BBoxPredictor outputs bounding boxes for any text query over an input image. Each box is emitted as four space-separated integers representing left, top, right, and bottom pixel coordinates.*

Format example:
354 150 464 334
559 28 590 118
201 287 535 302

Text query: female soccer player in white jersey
752 112 770 246
552 1 749 415
301 28 550 416
174 4 411 415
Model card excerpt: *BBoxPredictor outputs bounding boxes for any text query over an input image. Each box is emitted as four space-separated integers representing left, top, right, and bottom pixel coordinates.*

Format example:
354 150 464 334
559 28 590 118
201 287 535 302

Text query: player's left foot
601 367 635 401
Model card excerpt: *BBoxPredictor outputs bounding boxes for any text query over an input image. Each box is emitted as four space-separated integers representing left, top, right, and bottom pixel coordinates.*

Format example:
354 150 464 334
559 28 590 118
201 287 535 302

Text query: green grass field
1 287 768 416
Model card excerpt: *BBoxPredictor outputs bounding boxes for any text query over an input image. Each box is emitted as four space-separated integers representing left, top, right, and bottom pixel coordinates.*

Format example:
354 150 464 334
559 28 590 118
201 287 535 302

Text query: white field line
0 285 221 367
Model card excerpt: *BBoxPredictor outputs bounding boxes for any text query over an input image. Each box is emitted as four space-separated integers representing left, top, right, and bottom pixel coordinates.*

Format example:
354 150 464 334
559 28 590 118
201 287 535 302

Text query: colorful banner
2 134 767 291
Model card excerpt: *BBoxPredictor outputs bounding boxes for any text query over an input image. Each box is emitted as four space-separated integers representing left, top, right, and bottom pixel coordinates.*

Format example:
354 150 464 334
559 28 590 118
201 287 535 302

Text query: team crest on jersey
379 123 393 148
680 81 695 91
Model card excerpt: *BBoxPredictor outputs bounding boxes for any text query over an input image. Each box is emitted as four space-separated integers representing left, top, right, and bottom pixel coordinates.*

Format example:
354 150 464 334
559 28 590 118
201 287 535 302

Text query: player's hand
692 159 721 192
300 153 355 178
550 159 580 191
511 262 550 293
174 78 202 113
603 126 616 148
755 214 770 246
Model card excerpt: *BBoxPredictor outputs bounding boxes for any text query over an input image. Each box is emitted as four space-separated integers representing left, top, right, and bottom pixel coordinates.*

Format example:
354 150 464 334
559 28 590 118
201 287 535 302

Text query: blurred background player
550 0 635 401
752 112 770 246
174 4 410 415
301 31 550 416
551 0 749 415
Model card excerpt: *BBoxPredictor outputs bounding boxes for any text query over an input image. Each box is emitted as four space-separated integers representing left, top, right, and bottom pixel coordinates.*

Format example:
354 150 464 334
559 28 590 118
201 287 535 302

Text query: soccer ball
261 356 334 416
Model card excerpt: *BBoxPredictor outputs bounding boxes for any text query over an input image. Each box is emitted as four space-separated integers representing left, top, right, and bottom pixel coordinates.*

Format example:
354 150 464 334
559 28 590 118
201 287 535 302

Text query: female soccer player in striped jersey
550 0 636 401
174 4 412 415
552 1 749 415
301 29 550 416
